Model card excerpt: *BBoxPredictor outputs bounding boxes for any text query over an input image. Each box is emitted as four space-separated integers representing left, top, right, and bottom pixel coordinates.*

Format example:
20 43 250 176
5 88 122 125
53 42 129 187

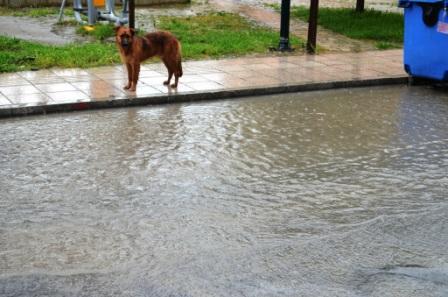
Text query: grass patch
157 12 303 59
77 23 116 41
0 12 303 72
0 36 119 72
0 7 60 17
269 5 403 48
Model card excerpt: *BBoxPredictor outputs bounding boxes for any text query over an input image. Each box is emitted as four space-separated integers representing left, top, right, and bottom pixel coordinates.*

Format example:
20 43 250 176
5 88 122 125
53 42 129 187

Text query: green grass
0 12 303 72
76 23 116 41
157 12 303 59
0 7 60 17
0 36 119 72
270 5 403 49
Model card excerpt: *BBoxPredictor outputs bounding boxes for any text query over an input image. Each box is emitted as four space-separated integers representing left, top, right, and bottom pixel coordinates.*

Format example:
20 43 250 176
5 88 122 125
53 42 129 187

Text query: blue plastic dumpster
399 0 448 81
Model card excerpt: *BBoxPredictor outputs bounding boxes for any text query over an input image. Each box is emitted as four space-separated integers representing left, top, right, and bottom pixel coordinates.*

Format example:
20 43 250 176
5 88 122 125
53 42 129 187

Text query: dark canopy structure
129 0 135 28
356 0 365 12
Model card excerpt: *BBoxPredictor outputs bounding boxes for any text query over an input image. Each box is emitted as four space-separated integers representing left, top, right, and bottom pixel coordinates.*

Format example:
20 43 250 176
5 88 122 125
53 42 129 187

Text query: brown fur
115 26 183 91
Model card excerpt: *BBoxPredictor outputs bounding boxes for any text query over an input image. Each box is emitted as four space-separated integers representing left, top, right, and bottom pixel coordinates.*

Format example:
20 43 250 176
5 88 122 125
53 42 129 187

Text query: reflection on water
1 85 448 297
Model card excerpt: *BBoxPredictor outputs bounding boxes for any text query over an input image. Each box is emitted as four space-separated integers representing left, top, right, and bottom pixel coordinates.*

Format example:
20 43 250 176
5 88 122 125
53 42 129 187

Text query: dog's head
115 26 135 49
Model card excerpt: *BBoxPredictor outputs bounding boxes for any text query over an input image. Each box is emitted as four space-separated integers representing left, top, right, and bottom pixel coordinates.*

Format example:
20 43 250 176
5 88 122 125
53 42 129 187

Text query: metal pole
356 0 365 12
278 0 292 51
129 0 135 29
87 0 97 25
307 0 319 54
58 0 67 23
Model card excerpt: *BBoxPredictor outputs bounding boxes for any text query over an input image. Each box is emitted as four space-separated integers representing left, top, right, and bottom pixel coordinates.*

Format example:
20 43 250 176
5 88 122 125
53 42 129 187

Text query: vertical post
58 0 67 23
356 0 365 12
87 0 97 25
129 0 135 29
307 0 319 54
278 0 292 51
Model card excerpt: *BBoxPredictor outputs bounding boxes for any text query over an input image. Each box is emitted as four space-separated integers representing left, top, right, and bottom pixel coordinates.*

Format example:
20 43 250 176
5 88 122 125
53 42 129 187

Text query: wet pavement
0 16 84 45
1 85 448 297
0 49 406 117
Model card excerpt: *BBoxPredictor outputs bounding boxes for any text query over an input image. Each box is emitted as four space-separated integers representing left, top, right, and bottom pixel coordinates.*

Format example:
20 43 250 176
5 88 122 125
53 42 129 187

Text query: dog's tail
177 58 183 78
177 42 183 78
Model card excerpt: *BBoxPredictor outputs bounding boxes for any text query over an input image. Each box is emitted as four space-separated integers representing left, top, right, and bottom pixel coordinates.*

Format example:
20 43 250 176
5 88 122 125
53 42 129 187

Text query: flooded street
1 85 448 297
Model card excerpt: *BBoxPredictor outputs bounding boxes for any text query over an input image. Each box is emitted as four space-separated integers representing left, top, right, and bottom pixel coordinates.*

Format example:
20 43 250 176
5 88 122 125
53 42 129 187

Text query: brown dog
115 26 183 91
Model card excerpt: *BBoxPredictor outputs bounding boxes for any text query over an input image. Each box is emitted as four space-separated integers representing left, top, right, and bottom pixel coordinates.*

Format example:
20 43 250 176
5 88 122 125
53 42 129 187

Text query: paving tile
218 64 249 72
0 94 11 106
108 79 131 90
63 75 100 83
143 63 169 72
134 85 164 96
208 58 248 66
139 76 168 86
0 79 31 87
184 81 224 91
244 76 282 87
18 71 66 84
179 75 210 83
51 69 90 77
354 69 386 79
0 73 22 81
221 79 256 89
88 66 122 73
35 83 78 93
0 73 30 87
18 70 56 80
47 91 90 103
243 63 275 71
74 80 126 100
0 85 41 96
6 93 51 105
268 71 312 84
199 73 241 84
149 83 195 94
230 70 259 79
315 56 352 66
88 67 125 80
138 70 166 78
185 60 221 68
183 66 222 75
92 72 126 80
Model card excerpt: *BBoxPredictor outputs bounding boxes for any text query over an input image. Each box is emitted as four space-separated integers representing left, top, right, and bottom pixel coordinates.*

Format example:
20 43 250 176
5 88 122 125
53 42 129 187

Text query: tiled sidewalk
0 49 407 118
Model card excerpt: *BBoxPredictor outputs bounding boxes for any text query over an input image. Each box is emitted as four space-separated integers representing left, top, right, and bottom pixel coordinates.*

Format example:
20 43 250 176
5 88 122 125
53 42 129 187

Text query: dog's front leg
124 63 132 90
130 63 140 92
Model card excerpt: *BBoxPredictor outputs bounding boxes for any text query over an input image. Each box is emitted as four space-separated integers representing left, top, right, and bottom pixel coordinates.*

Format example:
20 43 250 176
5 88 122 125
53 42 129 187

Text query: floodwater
1 85 448 297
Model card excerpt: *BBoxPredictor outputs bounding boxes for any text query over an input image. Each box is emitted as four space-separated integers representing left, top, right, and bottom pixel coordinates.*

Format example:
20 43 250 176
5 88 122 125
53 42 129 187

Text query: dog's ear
130 28 136 36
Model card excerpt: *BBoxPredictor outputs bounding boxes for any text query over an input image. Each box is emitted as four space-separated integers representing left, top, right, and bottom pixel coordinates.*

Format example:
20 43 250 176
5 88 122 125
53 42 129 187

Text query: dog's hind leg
170 63 182 88
163 71 173 86
171 74 178 88
162 58 174 86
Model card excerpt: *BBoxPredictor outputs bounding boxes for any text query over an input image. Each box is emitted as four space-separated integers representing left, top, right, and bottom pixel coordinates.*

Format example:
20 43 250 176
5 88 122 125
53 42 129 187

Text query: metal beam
356 0 365 12
307 0 319 54
278 0 292 51
129 0 135 29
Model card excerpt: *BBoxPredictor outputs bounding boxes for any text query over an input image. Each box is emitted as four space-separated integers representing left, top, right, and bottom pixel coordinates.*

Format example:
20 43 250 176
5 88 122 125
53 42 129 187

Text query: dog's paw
163 80 169 85
170 84 178 88
123 85 131 90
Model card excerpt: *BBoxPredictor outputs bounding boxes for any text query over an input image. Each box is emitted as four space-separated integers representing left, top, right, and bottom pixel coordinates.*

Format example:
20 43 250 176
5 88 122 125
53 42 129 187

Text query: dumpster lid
399 0 446 8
